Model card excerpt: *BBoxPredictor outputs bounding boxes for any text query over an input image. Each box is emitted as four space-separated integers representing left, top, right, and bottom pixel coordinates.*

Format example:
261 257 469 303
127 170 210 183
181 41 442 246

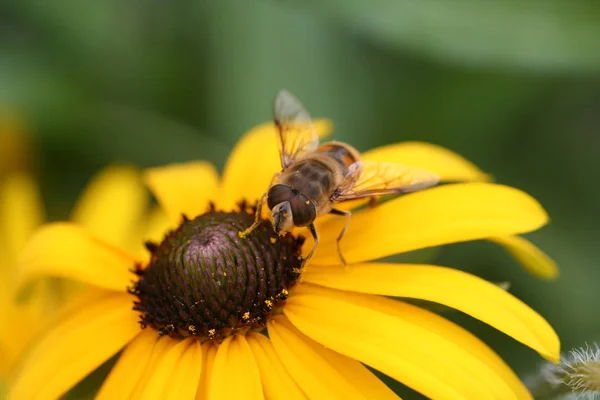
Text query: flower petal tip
15 222 137 292
488 235 558 280
539 330 561 364
493 183 550 228
535 262 559 281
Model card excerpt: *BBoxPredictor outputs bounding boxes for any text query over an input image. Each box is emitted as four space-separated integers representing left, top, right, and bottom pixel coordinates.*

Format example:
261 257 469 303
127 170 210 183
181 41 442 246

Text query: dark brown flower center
130 203 304 342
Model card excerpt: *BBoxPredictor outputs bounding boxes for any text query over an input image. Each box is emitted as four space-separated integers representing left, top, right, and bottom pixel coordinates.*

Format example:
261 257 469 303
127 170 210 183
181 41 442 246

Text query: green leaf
302 0 600 72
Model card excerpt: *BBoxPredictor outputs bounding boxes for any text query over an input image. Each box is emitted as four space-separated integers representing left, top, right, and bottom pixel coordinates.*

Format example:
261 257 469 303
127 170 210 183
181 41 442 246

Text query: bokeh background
2 1 600 398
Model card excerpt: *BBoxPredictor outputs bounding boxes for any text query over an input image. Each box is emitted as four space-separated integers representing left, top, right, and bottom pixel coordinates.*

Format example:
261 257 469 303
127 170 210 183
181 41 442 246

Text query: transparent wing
274 90 320 169
335 160 440 201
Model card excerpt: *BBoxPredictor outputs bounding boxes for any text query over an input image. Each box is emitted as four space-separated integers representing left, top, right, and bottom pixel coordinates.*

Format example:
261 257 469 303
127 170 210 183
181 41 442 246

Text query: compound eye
290 194 316 227
267 185 293 210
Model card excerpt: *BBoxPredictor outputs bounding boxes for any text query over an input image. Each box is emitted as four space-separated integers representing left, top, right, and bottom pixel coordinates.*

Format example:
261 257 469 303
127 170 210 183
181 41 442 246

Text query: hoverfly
239 90 439 265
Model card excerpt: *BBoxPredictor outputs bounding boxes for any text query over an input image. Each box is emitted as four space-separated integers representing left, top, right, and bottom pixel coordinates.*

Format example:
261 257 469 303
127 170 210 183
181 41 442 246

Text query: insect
239 90 440 265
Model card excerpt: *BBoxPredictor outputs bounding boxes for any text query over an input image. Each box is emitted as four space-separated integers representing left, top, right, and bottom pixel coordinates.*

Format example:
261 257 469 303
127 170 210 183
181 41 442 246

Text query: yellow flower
9 121 559 399
0 173 45 378
0 166 148 379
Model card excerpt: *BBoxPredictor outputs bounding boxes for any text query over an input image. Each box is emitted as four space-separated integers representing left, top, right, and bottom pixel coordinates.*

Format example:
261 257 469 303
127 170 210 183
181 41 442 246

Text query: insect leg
238 173 281 239
303 223 319 267
329 208 351 265
238 192 268 238
367 196 378 208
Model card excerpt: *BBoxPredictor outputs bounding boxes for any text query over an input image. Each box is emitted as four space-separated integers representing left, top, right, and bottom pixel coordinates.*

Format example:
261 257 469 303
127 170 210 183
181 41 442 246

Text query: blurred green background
2 0 600 398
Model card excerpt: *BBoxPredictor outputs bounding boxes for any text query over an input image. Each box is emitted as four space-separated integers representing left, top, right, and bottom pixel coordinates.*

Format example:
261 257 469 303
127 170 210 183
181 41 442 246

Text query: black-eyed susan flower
0 173 46 382
0 165 149 387
9 120 559 399
0 115 147 388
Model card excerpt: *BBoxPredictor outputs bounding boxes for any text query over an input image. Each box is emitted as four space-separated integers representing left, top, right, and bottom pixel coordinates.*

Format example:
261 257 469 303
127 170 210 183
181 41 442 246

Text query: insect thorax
279 157 338 207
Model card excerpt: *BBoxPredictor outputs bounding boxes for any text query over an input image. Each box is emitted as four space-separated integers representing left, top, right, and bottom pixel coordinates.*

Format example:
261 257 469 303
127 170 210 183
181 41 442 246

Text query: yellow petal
285 283 533 400
0 173 44 266
209 335 263 400
131 337 177 397
0 277 82 375
9 292 140 400
0 280 38 374
142 207 172 244
134 337 201 400
313 183 549 265
220 120 333 209
1 288 104 375
489 235 558 280
96 330 158 400
97 334 183 400
17 222 137 292
129 207 172 263
129 336 174 398
70 165 148 251
0 344 10 378
303 263 559 361
247 333 307 400
268 315 399 400
162 340 203 400
144 161 219 225
197 342 217 400
362 141 491 182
